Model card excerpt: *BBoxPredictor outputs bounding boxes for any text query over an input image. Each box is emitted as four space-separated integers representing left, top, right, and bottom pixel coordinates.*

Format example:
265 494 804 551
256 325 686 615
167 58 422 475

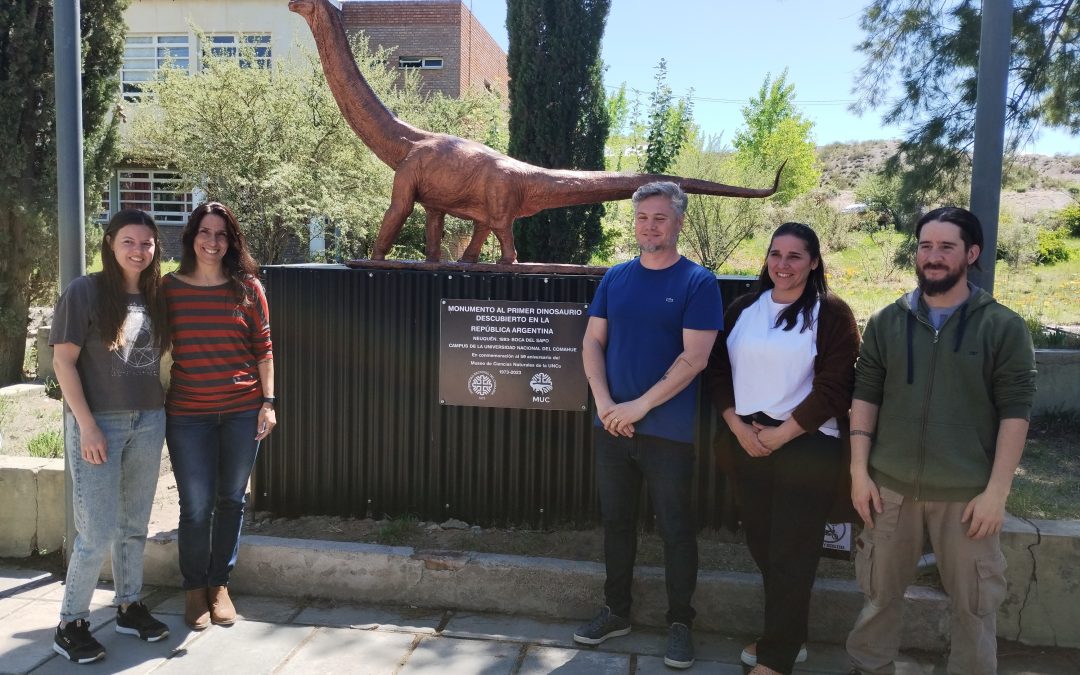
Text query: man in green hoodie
845 207 1036 675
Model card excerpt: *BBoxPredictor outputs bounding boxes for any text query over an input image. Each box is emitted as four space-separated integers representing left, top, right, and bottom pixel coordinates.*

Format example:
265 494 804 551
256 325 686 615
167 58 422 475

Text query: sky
465 0 1080 156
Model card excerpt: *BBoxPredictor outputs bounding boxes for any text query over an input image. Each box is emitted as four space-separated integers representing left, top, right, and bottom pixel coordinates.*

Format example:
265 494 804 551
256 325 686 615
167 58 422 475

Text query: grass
1008 413 1080 520
27 430 64 459
375 514 420 545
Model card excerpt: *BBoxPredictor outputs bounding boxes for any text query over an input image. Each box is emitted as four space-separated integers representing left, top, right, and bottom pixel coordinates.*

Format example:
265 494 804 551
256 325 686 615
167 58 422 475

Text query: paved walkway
2 566 1079 674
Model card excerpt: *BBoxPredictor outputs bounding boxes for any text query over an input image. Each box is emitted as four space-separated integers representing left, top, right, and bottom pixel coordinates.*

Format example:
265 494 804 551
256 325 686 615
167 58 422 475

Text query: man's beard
917 262 966 296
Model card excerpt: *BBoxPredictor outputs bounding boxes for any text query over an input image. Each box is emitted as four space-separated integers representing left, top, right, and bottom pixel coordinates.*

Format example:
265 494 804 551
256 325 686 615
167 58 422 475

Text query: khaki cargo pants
846 486 1007 675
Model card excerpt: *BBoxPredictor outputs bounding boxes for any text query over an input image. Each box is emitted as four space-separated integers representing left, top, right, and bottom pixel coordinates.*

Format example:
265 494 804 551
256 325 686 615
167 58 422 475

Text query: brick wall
342 1 506 99
459 6 507 98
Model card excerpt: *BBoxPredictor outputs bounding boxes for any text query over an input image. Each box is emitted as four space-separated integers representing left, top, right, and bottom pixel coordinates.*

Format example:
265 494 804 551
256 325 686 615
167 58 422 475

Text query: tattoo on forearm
661 356 694 382
850 429 875 440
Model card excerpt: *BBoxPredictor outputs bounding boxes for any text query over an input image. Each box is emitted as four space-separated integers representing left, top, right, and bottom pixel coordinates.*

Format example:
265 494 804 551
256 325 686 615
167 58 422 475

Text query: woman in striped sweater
163 202 276 630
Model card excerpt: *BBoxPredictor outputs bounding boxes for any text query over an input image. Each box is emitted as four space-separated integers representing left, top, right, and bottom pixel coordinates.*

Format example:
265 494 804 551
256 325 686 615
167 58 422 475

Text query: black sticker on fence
439 300 590 411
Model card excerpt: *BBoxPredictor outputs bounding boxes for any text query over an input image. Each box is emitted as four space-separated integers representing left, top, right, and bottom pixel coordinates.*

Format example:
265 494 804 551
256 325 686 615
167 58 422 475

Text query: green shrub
1058 203 1080 237
28 430 64 459
996 220 1039 267
1036 227 1072 265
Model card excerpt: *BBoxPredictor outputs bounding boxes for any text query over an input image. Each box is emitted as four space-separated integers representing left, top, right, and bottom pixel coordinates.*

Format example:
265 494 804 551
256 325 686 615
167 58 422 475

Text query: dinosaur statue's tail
533 162 786 211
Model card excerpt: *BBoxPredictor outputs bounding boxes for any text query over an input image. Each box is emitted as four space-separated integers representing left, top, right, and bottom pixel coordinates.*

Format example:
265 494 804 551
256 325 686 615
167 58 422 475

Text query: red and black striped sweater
163 273 273 415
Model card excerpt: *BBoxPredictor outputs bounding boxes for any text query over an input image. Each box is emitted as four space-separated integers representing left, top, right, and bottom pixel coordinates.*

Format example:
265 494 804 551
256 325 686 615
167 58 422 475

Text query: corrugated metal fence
252 265 753 529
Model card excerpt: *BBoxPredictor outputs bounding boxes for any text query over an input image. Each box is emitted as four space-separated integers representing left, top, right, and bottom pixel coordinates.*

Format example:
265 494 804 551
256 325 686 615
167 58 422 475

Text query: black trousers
594 428 698 627
736 431 841 674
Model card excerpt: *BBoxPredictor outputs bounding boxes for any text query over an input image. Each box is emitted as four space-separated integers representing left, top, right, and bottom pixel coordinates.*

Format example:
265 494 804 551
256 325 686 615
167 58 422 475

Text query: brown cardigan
704 290 861 524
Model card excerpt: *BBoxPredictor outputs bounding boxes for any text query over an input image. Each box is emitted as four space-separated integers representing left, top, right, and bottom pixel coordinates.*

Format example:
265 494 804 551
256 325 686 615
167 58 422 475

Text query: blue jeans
166 409 260 590
62 409 165 621
593 428 698 626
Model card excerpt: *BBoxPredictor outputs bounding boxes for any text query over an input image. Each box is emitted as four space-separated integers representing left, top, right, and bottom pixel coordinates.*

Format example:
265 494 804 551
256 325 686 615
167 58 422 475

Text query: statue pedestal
345 258 609 276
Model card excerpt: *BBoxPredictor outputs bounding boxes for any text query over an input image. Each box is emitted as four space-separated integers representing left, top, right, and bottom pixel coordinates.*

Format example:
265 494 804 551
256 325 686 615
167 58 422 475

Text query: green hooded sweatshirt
853 285 1036 501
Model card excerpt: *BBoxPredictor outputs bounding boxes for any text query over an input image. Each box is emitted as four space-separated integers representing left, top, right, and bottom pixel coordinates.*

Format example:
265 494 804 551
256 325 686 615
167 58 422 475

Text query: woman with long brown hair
50 209 171 663
163 201 276 630
706 222 860 675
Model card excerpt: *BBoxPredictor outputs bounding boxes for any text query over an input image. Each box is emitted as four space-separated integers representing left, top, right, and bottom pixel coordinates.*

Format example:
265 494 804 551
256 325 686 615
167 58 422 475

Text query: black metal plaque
439 300 590 410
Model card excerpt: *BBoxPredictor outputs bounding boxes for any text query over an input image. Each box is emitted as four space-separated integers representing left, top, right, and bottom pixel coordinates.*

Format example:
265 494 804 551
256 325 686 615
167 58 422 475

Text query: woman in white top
706 222 860 675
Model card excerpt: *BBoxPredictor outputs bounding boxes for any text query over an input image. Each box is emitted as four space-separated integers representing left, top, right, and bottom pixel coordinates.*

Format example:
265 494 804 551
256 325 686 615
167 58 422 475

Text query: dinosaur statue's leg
423 208 446 262
459 222 491 263
491 223 518 265
371 174 417 260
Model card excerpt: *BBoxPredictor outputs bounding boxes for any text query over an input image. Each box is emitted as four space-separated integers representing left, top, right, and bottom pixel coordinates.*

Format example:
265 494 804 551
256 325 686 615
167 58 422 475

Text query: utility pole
968 0 1013 292
54 0 87 561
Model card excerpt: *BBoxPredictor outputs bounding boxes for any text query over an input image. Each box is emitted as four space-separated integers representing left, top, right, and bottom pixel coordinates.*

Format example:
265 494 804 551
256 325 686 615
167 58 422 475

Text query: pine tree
853 0 1080 209
506 0 611 264
0 0 126 385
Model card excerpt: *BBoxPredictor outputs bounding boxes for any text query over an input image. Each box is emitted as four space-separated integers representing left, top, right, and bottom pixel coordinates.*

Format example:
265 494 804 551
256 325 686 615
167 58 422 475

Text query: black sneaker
664 622 695 669
115 602 169 642
53 620 106 664
573 606 631 645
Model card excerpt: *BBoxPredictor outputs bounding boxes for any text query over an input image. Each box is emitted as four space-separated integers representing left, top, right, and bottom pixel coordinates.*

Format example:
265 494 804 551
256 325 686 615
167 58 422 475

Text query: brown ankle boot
184 588 210 630
208 585 237 625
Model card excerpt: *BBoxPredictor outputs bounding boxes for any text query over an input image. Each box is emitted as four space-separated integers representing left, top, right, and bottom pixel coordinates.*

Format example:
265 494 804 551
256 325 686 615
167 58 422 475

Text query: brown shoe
208 586 237 625
184 588 210 630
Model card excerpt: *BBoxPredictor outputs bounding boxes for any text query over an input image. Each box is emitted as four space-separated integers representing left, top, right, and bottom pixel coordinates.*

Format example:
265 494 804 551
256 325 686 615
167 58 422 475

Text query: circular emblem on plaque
823 522 847 543
468 371 496 398
529 372 553 394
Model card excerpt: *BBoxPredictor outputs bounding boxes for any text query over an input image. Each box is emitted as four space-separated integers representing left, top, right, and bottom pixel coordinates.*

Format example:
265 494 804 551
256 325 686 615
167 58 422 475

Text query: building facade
342 1 508 99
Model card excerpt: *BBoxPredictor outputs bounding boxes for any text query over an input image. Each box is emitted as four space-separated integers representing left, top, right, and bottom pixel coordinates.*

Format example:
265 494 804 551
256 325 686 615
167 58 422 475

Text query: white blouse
726 292 839 437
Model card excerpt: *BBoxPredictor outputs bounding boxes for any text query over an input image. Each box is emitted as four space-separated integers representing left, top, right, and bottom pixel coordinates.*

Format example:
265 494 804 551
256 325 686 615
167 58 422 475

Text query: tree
732 70 820 204
674 133 771 271
129 34 506 264
507 0 611 264
0 0 127 385
642 59 694 174
853 1 1080 208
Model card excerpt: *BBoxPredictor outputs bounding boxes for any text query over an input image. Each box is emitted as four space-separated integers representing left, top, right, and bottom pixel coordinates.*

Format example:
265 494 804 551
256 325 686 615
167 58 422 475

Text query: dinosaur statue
289 0 782 264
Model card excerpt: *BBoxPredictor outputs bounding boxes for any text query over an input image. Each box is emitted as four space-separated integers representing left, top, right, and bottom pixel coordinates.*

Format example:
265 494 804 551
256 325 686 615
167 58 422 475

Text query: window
122 35 190 102
398 57 443 69
117 170 193 225
205 34 272 69
96 188 111 225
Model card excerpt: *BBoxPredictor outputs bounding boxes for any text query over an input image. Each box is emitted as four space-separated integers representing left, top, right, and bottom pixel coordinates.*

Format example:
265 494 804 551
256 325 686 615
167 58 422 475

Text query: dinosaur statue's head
287 0 319 21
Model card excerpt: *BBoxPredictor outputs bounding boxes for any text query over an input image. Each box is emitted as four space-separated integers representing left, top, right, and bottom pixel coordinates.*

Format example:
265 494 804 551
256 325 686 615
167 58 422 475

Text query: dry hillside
816 140 1080 219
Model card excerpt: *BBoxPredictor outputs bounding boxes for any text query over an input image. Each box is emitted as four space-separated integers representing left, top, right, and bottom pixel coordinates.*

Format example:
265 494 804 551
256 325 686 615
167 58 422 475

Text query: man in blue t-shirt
573 182 723 670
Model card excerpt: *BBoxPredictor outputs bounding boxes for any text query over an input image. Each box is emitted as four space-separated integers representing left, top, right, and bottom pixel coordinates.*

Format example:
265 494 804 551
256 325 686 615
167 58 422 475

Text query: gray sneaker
572 606 631 645
664 622 694 669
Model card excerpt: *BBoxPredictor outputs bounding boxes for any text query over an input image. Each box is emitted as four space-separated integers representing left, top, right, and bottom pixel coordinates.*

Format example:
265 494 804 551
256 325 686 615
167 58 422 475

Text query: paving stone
33 583 119 608
635 653 743 674
0 596 37 623
0 599 115 674
517 644 630 674
150 621 314 673
293 602 441 633
442 612 580 647
0 570 55 597
275 626 417 674
400 634 520 674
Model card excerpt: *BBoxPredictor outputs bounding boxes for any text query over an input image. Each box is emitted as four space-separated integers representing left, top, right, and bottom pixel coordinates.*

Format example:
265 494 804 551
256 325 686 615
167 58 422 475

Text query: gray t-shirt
928 303 962 330
49 275 164 412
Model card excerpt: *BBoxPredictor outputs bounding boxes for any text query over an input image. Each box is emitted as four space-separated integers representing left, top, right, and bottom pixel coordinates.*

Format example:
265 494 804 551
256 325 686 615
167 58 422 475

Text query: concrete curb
136 529 949 650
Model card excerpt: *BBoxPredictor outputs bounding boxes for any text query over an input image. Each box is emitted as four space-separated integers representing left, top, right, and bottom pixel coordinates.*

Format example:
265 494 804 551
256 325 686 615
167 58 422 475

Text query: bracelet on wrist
262 396 276 406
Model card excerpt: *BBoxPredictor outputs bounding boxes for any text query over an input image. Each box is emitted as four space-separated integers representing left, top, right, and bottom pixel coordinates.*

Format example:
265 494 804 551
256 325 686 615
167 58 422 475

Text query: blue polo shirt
589 256 723 442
